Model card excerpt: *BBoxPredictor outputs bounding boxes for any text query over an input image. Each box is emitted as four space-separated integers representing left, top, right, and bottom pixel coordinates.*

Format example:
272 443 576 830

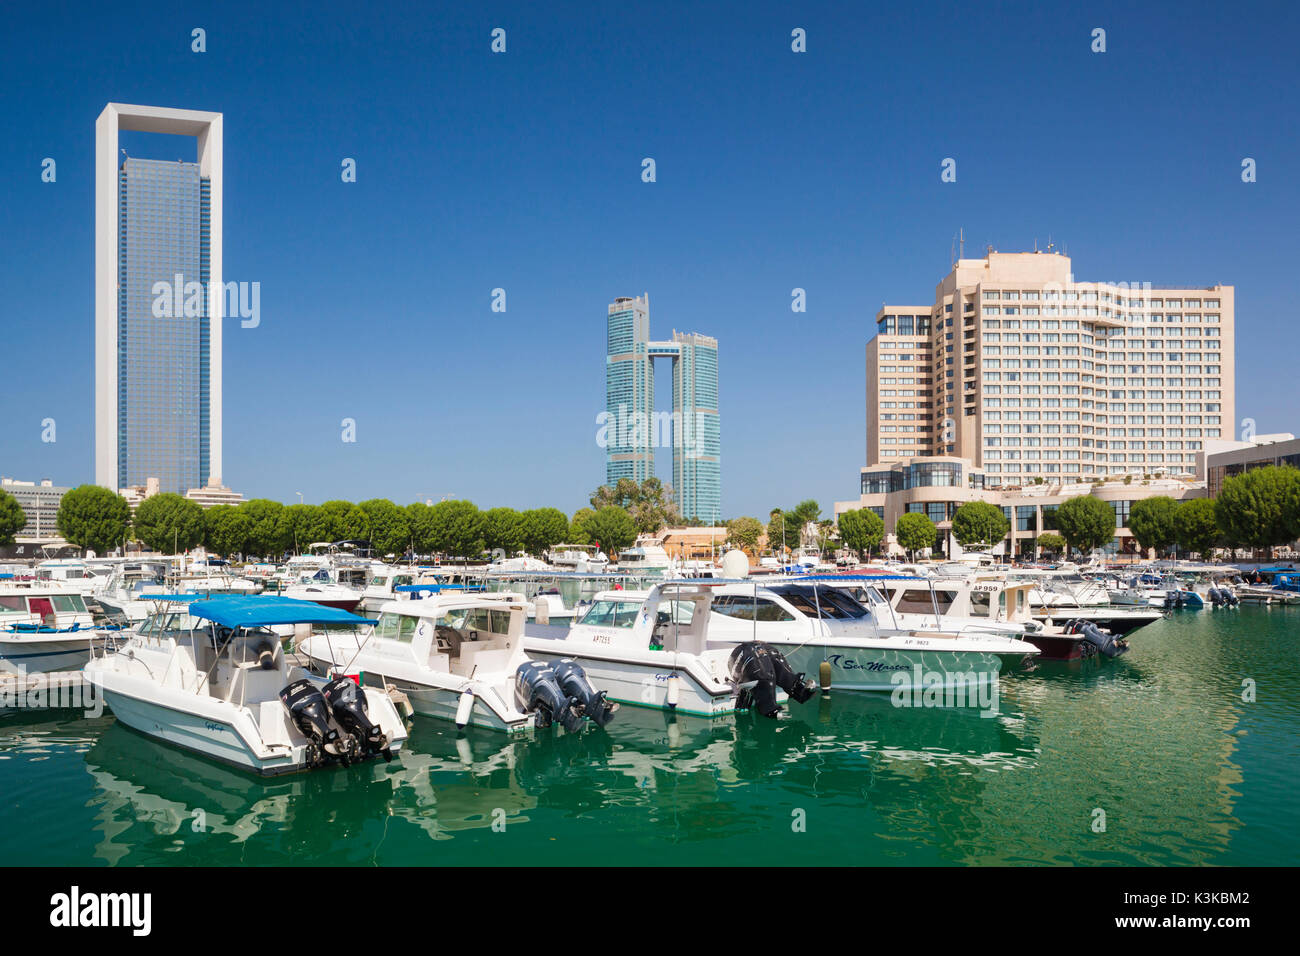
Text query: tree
359 499 411 556
951 501 1010 548
767 500 821 553
1127 496 1179 556
320 500 370 542
725 516 764 555
134 493 206 553
894 512 936 559
522 508 569 555
204 505 252 557
589 477 682 532
406 502 434 555
56 485 131 555
579 506 638 556
1173 498 1221 560
240 499 288 557
281 504 333 553
0 490 25 546
838 508 884 559
568 508 596 545
1055 495 1116 555
427 500 484 557
1215 465 1300 554
1036 532 1066 556
483 507 525 557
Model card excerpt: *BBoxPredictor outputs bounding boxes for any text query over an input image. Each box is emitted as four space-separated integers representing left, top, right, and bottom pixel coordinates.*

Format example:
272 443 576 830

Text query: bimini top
188 595 375 629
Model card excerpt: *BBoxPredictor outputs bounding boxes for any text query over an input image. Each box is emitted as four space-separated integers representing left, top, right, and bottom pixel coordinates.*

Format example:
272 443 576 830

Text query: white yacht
547 545 610 572
93 560 171 623
614 539 673 574
84 595 408 775
300 591 617 734
705 578 1041 692
523 582 817 718
0 585 101 673
359 565 421 613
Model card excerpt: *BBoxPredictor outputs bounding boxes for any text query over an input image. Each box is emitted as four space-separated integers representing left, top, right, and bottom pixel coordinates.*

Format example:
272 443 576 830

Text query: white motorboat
93 560 172 623
359 565 422 613
300 591 617 734
282 566 363 611
84 595 408 775
523 582 817 718
705 577 1041 693
0 584 104 673
546 545 609 573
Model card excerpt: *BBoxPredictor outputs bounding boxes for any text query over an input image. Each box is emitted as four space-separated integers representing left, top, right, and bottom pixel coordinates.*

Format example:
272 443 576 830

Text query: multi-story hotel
604 295 721 523
839 250 1236 556
94 103 223 496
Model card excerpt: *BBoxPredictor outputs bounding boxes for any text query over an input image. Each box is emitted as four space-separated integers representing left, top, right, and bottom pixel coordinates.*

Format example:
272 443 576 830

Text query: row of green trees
46 484 650 560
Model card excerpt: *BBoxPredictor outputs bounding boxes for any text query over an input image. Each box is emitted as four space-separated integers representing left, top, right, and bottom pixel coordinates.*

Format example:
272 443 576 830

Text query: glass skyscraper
95 104 223 496
116 158 210 492
604 295 721 522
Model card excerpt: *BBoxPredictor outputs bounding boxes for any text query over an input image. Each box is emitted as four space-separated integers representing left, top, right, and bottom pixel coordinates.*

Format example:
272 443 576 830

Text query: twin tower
604 294 721 524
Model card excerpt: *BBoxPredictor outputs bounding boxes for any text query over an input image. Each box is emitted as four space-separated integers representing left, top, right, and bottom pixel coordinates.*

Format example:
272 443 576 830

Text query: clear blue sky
2 0 1297 520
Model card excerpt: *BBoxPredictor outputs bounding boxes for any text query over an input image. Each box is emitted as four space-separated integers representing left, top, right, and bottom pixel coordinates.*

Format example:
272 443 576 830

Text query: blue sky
1 0 1297 520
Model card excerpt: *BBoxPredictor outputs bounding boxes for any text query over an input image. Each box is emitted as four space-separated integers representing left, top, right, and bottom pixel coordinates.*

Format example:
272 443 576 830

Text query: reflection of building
865 250 1234 482
836 456 1204 557
605 295 721 523
95 103 223 495
0 477 70 542
1202 433 1300 497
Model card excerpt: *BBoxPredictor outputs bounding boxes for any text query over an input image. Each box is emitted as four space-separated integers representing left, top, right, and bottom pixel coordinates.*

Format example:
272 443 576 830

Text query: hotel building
94 103 223 496
838 250 1235 555
604 295 721 523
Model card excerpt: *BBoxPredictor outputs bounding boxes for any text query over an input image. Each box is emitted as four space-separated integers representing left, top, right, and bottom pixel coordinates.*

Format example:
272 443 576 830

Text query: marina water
1 607 1294 866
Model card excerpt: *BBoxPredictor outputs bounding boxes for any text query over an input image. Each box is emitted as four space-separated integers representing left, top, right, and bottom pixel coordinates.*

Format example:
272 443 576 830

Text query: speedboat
522 582 817 718
283 567 363 611
705 577 1041 692
299 591 615 734
92 561 171 623
84 595 408 775
0 585 103 673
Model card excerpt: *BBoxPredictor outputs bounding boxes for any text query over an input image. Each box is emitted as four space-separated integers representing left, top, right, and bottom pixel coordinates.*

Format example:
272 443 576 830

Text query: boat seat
456 643 511 674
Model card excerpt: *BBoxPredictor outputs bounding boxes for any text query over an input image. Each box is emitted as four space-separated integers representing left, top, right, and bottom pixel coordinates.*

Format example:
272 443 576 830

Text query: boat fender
455 690 475 729
665 673 680 709
323 676 392 760
552 658 618 726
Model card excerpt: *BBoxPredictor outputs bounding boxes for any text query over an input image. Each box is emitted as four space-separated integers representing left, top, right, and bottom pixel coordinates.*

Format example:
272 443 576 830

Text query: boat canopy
188 595 375 629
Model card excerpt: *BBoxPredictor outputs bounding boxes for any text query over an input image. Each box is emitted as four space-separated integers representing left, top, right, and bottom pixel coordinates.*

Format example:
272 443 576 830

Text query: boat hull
0 636 94 674
772 642 1010 693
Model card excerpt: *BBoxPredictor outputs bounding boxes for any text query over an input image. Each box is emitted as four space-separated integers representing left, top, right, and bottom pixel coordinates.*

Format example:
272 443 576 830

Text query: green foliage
427 500 485 557
1127 496 1179 555
359 499 411 556
134 493 206 553
1054 495 1116 554
725 516 764 554
1214 465 1300 551
568 508 596 545
590 477 683 532
767 500 821 552
483 507 525 557
405 502 435 554
0 490 25 546
951 501 1010 548
894 512 936 557
1036 532 1066 554
56 485 131 554
280 504 333 551
578 506 638 555
204 505 252 556
239 499 288 557
837 508 884 558
319 500 370 542
1173 498 1221 559
522 508 569 555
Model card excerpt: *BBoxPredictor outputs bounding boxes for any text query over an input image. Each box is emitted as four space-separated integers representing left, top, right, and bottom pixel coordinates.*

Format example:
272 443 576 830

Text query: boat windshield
770 585 870 620
578 599 642 628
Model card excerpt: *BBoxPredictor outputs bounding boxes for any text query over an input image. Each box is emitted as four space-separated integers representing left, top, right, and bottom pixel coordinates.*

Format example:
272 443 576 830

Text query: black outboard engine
552 659 619 727
323 676 392 761
1075 621 1128 658
727 642 817 718
280 679 353 766
514 661 585 733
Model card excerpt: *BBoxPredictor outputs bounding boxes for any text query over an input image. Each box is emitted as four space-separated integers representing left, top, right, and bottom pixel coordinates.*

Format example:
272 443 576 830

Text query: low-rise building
0 477 70 542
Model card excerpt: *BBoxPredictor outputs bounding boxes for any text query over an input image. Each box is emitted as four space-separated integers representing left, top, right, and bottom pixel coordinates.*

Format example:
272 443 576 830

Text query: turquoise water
1 607 1294 866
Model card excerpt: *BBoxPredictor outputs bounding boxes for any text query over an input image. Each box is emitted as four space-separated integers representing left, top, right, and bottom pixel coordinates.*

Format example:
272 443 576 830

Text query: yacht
281 559 364 611
522 582 817 718
546 545 610 572
704 577 1041 692
0 585 102 673
359 565 422 614
84 595 408 775
614 540 673 575
93 561 171 623
300 591 614 734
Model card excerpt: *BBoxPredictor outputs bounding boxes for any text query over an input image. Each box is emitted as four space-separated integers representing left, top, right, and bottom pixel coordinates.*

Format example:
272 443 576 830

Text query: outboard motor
552 658 619 727
1075 621 1128 658
514 661 585 733
323 676 392 761
280 679 353 766
727 642 817 718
